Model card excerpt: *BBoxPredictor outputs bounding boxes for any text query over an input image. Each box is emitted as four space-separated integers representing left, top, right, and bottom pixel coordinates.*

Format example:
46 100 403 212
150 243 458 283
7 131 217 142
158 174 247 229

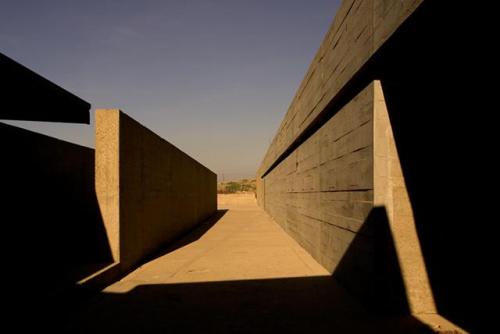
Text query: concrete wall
1 109 216 294
372 82 435 315
0 122 113 288
258 0 423 178
260 80 434 315
0 52 90 123
256 0 450 321
263 82 373 269
96 109 217 270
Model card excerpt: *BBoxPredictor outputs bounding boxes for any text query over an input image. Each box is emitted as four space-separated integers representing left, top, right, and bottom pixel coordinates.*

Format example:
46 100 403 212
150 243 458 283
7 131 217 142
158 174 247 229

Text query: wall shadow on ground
144 209 228 263
66 277 432 334
62 206 432 333
332 207 411 316
0 123 113 293
77 210 229 296
373 1 485 331
73 2 485 332
381 80 482 332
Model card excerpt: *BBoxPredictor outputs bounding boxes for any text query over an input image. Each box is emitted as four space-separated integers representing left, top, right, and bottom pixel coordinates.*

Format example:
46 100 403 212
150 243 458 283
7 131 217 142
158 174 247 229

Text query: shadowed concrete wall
96 109 217 270
263 83 374 265
255 0 473 330
261 81 434 315
0 122 113 289
0 52 90 123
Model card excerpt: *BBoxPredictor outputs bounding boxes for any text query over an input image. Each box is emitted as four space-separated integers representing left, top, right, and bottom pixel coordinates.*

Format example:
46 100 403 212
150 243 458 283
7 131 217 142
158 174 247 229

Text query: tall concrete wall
257 0 423 179
1 109 216 293
263 83 373 269
96 109 217 270
261 81 434 314
372 84 435 315
256 0 453 325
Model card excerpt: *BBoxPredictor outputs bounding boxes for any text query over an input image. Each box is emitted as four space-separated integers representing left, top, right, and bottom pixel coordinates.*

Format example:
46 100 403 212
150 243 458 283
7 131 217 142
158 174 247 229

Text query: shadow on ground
332 207 411 316
144 209 228 263
60 206 432 334
66 277 432 334
374 2 487 332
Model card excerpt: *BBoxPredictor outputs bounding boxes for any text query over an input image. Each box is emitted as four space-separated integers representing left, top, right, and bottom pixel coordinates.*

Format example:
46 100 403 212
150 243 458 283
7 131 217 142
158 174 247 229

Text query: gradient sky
1 0 340 180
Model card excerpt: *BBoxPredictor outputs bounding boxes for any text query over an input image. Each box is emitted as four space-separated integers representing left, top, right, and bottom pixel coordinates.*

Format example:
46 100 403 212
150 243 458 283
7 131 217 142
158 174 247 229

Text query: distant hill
218 178 256 194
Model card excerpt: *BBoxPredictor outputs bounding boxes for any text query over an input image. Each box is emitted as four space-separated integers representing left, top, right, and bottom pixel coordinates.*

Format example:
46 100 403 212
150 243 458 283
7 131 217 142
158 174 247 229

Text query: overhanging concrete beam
0 52 90 124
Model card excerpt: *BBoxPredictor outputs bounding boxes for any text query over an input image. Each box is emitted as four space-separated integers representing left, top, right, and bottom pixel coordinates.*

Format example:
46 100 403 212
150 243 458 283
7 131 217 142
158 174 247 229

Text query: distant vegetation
218 178 256 194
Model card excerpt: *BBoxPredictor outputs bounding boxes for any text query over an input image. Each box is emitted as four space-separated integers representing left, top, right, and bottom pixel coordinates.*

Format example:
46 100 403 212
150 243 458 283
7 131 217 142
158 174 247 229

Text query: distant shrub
217 179 257 194
225 182 241 193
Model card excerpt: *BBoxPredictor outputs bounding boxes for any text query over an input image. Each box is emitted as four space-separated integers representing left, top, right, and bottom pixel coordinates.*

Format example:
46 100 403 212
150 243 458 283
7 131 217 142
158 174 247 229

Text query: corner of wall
95 109 121 263
372 81 437 315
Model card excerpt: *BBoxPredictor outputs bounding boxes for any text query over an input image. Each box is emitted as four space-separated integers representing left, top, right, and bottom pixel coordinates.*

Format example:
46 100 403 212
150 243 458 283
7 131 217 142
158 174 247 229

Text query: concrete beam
0 52 90 124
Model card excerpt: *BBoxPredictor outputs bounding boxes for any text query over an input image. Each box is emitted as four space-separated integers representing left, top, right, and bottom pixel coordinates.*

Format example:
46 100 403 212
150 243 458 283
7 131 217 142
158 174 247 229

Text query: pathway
65 194 431 333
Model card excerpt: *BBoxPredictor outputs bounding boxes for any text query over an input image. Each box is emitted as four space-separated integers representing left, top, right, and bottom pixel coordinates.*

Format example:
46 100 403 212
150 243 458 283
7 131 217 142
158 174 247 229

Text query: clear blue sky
1 0 340 180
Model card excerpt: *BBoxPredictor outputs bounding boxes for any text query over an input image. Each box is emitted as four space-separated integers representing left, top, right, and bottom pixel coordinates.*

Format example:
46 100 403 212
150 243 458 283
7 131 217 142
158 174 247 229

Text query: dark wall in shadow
332 207 410 316
0 52 90 123
264 2 486 330
0 123 113 291
370 1 487 332
64 277 432 334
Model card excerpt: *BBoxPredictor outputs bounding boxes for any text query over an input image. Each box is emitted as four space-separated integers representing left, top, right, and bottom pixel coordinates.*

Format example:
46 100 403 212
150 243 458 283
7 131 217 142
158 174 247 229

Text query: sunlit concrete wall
96 109 217 270
263 83 374 272
257 0 423 179
260 79 435 314
256 0 438 319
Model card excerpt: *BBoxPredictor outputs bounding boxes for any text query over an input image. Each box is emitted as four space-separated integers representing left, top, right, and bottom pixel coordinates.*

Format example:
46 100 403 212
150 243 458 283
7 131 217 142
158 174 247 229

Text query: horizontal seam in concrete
298 93 326 128
297 69 316 100
332 119 372 142
336 0 357 36
284 189 372 194
261 0 430 178
260 58 375 179
319 148 372 165
291 212 367 236
288 209 365 224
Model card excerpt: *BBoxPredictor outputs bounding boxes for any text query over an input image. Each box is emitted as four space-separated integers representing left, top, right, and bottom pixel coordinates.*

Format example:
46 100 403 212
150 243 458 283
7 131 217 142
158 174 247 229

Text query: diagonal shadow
142 209 228 263
371 1 484 331
60 204 434 334
332 207 411 316
65 277 433 334
0 122 114 288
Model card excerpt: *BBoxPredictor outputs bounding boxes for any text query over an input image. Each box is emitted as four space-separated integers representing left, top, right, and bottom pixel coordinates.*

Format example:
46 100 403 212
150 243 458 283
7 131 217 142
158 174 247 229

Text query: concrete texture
106 193 329 286
1 107 216 330
373 82 435 315
0 52 90 123
256 1 472 331
65 194 436 333
258 79 463 331
96 109 217 271
262 82 375 274
261 81 438 317
258 0 424 177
